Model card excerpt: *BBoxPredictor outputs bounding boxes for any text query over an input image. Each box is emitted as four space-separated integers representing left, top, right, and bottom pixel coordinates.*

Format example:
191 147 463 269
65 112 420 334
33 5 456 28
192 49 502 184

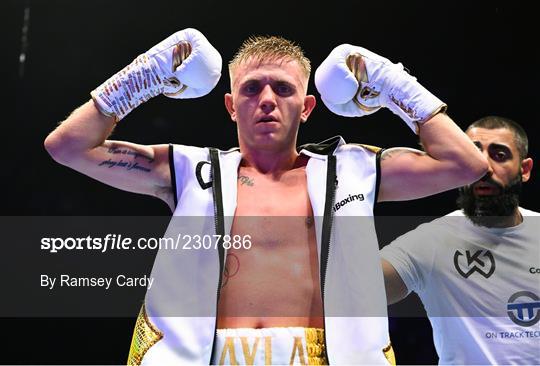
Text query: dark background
4 0 538 364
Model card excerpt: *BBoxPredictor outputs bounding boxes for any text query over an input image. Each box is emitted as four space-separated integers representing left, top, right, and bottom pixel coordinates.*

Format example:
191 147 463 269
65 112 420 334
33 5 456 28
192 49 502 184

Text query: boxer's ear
224 93 236 122
300 95 316 123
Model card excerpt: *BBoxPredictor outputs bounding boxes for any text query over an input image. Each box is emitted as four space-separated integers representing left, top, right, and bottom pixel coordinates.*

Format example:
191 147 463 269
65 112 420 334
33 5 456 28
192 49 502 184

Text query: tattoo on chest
238 175 254 186
221 253 240 288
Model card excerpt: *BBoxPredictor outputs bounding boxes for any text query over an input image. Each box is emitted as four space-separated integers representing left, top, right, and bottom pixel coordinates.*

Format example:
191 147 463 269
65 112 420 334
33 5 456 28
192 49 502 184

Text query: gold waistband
216 327 327 365
305 329 394 366
304 328 327 365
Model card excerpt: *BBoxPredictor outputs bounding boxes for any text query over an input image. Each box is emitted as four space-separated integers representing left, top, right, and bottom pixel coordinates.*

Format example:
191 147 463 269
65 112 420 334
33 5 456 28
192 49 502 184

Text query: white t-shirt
381 208 540 365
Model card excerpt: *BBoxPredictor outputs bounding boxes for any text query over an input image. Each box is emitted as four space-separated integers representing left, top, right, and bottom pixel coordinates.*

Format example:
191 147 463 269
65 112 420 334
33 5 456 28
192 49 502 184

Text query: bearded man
381 116 539 365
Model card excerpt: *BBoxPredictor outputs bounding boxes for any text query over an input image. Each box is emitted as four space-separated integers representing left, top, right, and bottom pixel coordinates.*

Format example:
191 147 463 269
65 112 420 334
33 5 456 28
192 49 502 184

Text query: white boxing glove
91 28 222 122
315 44 446 133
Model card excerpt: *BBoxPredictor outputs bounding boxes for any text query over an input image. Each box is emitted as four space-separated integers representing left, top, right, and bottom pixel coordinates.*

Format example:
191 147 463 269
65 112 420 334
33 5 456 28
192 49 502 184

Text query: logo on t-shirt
507 291 540 327
453 249 495 278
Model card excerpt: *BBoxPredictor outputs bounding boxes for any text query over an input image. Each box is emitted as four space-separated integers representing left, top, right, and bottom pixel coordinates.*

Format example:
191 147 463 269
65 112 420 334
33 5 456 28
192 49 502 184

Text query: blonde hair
229 35 311 80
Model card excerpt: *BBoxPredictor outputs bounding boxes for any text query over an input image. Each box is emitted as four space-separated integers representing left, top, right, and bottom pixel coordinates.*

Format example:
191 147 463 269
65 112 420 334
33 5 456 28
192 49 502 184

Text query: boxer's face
224 57 316 152
466 127 532 194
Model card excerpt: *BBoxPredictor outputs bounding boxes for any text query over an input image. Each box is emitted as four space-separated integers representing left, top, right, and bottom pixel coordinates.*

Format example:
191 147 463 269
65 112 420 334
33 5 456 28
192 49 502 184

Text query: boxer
45 29 487 365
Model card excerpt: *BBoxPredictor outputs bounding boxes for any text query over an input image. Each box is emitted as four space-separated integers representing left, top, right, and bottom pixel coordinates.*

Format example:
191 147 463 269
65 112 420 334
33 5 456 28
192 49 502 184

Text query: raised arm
45 101 174 207
315 44 488 201
44 28 222 210
378 112 486 201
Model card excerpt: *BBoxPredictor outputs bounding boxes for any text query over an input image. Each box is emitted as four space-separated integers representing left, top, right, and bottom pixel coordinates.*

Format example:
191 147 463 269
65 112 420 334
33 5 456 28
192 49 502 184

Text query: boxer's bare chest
217 161 324 328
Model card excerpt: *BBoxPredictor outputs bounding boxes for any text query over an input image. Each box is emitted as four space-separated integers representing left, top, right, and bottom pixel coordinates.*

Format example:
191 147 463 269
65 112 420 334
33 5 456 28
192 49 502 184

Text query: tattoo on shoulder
380 147 426 161
238 175 254 186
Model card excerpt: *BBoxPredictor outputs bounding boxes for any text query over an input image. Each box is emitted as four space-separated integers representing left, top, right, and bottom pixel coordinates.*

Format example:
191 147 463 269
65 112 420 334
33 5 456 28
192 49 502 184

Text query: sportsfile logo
333 193 364 212
507 291 540 327
453 249 495 279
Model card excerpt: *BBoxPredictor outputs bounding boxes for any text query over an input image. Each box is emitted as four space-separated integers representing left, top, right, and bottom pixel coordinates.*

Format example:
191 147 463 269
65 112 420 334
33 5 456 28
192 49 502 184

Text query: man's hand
314 43 488 201
45 28 222 210
92 28 222 121
145 28 222 99
314 44 446 133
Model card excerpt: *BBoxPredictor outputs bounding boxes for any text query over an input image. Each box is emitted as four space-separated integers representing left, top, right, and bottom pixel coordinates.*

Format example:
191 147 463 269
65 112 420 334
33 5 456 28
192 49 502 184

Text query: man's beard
456 173 522 227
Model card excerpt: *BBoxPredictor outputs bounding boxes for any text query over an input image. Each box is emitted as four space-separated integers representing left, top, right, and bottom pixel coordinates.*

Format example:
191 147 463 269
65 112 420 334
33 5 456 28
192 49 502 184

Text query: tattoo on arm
98 159 152 172
106 147 154 163
97 148 155 172
238 175 254 186
380 147 426 161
